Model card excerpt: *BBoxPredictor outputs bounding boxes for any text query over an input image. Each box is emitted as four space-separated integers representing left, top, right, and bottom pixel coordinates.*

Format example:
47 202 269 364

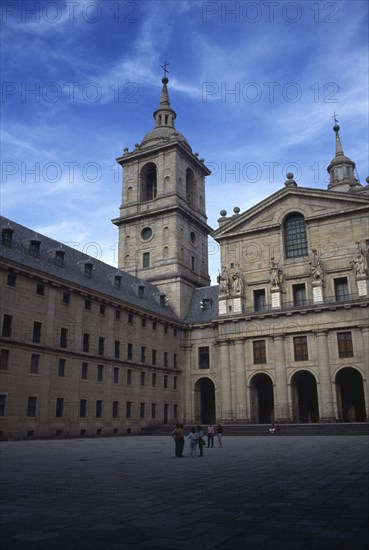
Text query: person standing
172 423 184 458
216 424 223 447
187 427 198 458
207 423 214 448
196 425 205 457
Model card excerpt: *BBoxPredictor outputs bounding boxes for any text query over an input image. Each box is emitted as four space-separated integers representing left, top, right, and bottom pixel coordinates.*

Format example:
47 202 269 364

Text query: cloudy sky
1 0 368 283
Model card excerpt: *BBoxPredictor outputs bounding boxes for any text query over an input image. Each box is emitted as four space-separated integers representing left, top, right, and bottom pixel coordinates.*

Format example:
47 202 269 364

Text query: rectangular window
62 292 70 304
140 402 145 419
83 333 90 353
80 399 87 418
27 396 37 417
198 347 210 369
112 401 119 418
126 401 132 418
114 276 121 290
36 283 45 296
7 272 16 286
113 367 119 383
152 321 157 331
96 400 102 418
0 349 10 371
55 250 64 267
152 373 156 387
60 328 68 348
293 284 307 307
140 371 145 386
151 403 156 419
2 314 12 338
174 376 177 390
174 404 178 419
98 337 105 356
58 358 66 377
191 256 195 271
29 240 40 258
85 299 91 310
2 229 13 247
138 286 145 298
174 354 177 369
337 332 354 358
141 346 146 364
115 309 121 319
152 349 157 366
99 304 106 315
142 252 150 268
30 354 39 374
128 313 134 324
127 369 132 385
164 374 168 389
254 289 266 312
56 398 64 417
33 321 42 344
164 326 168 334
97 364 104 382
174 328 177 336
141 317 146 328
334 277 349 302
115 340 120 359
253 340 266 364
0 395 6 416
294 336 308 361
81 362 88 380
164 352 168 368
127 343 133 361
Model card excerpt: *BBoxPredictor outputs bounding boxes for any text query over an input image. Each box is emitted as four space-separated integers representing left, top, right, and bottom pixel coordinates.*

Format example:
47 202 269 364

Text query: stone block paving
0 435 368 550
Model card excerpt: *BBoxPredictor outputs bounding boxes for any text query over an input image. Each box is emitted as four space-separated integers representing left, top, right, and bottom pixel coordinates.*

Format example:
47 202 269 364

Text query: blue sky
1 0 368 283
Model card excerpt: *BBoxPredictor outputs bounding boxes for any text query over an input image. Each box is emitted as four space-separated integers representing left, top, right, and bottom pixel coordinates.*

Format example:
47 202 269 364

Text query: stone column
316 330 336 422
360 326 369 421
272 335 290 422
234 339 248 421
218 341 232 421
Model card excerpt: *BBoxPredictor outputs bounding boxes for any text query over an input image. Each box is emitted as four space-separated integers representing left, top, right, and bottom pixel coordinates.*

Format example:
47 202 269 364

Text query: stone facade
1 76 368 439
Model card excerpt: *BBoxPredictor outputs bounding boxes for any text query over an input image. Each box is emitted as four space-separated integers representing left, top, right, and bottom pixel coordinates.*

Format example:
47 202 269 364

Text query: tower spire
327 117 361 192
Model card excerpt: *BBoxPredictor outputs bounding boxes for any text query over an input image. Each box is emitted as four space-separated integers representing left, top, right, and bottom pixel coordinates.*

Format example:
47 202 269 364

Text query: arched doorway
194 378 215 424
291 370 319 423
249 374 274 423
336 368 366 422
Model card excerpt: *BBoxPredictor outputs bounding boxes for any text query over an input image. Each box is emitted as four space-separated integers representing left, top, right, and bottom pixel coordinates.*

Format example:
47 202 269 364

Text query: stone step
143 423 369 436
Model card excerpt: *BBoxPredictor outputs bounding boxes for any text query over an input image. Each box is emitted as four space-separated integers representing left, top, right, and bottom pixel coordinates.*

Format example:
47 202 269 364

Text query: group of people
171 423 223 458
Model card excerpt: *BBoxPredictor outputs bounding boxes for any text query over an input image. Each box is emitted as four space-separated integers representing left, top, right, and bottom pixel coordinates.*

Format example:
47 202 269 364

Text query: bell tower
112 69 212 318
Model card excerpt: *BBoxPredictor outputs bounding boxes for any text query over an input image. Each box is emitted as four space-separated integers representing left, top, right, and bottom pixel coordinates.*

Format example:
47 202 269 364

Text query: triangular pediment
212 186 369 240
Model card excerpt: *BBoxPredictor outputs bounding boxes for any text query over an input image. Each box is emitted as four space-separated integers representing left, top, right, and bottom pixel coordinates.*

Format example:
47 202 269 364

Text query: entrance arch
249 373 274 423
335 367 366 422
194 378 216 424
291 370 319 423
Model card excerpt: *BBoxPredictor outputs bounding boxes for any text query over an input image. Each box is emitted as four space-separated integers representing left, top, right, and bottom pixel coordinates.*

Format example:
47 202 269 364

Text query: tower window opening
141 163 157 202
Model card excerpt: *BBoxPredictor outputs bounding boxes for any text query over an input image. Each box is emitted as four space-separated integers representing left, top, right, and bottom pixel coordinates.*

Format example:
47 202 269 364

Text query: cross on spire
161 61 170 77
332 112 339 124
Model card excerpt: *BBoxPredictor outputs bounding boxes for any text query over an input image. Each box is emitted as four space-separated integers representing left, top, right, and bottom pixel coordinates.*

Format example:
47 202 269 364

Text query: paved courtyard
0 435 368 550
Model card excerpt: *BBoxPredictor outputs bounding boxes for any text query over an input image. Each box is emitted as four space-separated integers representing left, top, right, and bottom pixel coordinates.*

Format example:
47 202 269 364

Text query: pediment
212 187 369 240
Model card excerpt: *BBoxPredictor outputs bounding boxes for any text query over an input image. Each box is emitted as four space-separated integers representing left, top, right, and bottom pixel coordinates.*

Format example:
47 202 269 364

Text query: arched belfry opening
140 162 157 201
291 370 319 423
186 168 195 206
194 378 216 424
335 367 366 422
249 374 274 424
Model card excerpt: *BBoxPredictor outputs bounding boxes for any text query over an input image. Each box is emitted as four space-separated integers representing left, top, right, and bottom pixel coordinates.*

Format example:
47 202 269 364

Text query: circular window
141 227 153 241
190 231 197 245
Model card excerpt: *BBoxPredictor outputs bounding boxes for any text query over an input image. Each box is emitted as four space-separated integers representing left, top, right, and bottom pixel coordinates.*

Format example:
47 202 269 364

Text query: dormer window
84 261 94 279
114 275 122 289
2 227 13 247
29 239 41 258
55 250 65 267
138 285 145 298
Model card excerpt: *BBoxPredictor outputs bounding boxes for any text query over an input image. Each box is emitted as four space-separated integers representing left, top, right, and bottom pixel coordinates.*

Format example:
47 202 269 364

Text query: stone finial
220 209 227 217
233 207 240 214
284 172 297 187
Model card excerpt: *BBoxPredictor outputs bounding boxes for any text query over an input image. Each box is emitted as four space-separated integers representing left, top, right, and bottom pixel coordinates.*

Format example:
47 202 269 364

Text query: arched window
283 213 308 259
140 163 157 201
186 168 195 206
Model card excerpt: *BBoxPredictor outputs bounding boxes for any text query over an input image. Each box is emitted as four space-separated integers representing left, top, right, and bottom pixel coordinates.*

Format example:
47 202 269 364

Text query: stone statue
270 257 282 288
309 249 323 283
351 241 367 276
231 264 243 295
217 266 230 296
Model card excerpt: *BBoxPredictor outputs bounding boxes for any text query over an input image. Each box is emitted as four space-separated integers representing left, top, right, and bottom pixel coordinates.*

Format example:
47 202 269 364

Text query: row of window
198 332 354 369
6 273 178 331
253 277 351 312
1 317 178 367
0 395 178 421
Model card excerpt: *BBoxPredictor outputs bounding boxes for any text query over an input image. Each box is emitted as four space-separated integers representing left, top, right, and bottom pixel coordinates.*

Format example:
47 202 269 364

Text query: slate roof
184 285 219 324
0 216 179 321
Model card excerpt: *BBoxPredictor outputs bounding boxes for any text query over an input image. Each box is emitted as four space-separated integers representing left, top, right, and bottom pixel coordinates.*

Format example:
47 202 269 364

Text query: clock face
141 227 153 241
